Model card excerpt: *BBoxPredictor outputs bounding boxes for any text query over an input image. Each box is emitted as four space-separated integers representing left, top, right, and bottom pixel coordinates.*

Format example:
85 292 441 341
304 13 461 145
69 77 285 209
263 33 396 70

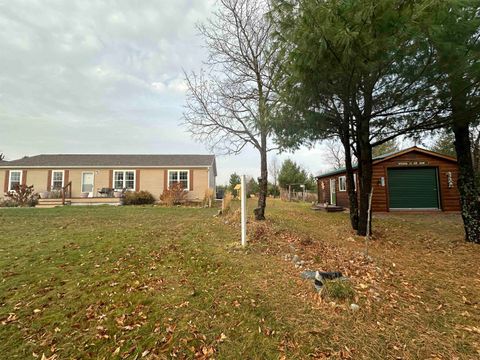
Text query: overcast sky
0 0 333 184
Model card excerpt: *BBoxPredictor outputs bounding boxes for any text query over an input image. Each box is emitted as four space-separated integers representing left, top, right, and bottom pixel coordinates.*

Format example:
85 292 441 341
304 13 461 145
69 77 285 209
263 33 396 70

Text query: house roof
0 154 217 175
316 146 456 179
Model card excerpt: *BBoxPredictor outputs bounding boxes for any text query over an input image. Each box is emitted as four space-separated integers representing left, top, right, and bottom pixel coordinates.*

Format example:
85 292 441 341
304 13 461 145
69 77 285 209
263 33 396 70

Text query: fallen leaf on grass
463 326 480 334
216 333 227 342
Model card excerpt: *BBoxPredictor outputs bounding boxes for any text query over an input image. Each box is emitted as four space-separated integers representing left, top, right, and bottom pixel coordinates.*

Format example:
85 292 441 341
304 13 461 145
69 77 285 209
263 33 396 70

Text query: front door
330 178 336 205
82 172 94 196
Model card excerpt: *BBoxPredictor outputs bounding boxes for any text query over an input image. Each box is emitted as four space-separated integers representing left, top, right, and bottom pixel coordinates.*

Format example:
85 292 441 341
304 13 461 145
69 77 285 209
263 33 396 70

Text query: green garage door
388 168 439 209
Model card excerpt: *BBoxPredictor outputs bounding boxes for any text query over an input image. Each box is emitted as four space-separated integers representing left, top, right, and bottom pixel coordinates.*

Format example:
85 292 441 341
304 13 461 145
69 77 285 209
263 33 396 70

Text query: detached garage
316 146 460 212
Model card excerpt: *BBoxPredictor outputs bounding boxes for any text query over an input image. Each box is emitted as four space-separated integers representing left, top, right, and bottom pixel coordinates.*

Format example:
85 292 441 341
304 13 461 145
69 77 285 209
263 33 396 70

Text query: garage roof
316 146 456 179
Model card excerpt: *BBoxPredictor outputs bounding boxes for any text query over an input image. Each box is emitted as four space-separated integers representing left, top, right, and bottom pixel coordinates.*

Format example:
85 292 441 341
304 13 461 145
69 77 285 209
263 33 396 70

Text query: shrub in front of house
160 183 187 206
122 190 156 205
2 185 39 207
0 199 19 207
203 188 214 208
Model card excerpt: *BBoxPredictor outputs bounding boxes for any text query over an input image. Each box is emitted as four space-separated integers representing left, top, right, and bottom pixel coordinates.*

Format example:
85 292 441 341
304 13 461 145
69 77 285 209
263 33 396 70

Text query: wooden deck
311 203 345 212
37 197 121 208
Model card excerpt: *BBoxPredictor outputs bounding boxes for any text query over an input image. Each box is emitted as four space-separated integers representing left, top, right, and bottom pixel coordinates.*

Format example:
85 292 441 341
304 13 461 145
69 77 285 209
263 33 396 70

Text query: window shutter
109 170 113 188
3 170 9 192
64 170 69 186
22 170 27 186
135 170 140 192
189 170 193 191
164 170 168 191
47 170 52 191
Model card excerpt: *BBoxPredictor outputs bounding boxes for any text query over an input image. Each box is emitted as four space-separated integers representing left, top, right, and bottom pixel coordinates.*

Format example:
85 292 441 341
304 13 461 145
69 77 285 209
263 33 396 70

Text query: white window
168 170 189 190
51 170 64 190
113 170 136 190
338 176 347 191
8 170 22 191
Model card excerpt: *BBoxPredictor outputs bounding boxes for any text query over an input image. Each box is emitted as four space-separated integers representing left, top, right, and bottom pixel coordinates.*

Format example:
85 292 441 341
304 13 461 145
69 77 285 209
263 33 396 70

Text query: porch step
70 197 121 206
36 197 121 207
36 198 71 208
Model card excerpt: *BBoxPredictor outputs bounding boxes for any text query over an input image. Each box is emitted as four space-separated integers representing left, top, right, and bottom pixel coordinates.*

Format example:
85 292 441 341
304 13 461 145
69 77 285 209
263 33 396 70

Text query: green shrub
322 279 355 301
122 191 156 205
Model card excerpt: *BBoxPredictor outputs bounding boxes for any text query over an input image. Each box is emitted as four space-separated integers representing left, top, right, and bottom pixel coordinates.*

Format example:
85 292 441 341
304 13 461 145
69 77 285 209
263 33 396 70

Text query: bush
4 185 39 207
122 191 156 205
221 190 233 214
0 199 19 207
322 279 355 301
160 183 187 206
203 188 214 208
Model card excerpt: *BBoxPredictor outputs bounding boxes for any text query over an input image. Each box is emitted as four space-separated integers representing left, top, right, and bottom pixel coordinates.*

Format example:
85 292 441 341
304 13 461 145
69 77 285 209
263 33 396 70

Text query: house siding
139 169 165 198
68 169 110 197
190 168 209 200
24 169 49 194
0 167 214 201
317 150 460 212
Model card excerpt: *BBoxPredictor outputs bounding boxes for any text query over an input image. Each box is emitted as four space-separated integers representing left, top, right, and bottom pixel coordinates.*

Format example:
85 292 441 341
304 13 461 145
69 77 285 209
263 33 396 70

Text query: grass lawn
0 200 479 359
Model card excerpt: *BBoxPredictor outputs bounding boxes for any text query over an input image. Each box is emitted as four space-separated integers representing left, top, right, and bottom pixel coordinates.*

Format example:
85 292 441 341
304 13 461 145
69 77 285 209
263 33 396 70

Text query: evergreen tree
423 0 480 243
278 159 308 190
271 0 443 235
372 139 400 158
228 173 241 196
431 131 456 157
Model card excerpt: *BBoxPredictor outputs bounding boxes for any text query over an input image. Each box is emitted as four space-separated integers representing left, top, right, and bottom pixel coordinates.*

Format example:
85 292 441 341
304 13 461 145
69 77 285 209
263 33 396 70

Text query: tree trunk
341 134 359 230
356 117 373 236
472 130 480 186
254 133 268 220
451 116 480 244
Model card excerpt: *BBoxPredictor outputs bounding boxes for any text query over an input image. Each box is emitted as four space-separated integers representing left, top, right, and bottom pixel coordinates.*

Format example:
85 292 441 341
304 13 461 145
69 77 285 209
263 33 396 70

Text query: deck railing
61 181 72 205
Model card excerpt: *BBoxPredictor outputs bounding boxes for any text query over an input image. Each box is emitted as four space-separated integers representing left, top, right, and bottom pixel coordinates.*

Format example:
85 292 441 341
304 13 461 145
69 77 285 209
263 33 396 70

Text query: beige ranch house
0 154 216 205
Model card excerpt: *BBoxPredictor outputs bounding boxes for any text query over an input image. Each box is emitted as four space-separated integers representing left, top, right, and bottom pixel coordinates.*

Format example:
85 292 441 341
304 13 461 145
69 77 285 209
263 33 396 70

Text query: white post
241 175 247 247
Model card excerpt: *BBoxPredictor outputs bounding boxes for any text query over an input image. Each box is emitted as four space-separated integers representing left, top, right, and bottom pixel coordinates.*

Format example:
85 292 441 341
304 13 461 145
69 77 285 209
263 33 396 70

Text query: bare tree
0 153 5 161
268 155 280 197
183 0 278 220
324 140 345 170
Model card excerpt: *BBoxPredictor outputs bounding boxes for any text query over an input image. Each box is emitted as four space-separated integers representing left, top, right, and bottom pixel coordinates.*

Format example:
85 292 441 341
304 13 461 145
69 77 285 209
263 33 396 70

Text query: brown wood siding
189 170 194 191
317 174 357 207
374 152 460 211
316 150 461 212
47 170 52 191
3 170 9 192
135 170 140 191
